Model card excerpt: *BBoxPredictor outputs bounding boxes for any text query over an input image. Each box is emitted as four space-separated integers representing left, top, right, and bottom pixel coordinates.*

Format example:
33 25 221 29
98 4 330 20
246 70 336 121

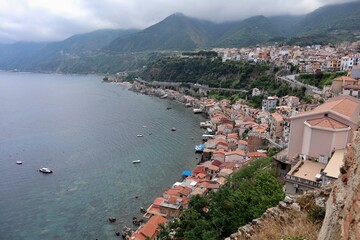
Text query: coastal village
213 41 360 73
106 44 360 240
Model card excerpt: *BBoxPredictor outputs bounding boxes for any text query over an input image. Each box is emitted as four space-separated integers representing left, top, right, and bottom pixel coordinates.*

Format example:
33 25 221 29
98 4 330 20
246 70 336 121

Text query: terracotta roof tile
153 197 166 206
333 76 357 82
131 216 167 240
225 149 246 156
307 117 349 129
271 112 284 122
247 152 267 158
212 160 223 166
294 95 360 123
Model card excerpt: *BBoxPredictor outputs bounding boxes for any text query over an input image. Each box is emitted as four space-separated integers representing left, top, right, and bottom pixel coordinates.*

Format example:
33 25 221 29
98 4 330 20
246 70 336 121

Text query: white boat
132 160 141 164
193 108 203 114
171 127 176 131
137 135 143 137
16 161 22 165
200 121 212 128
39 167 53 173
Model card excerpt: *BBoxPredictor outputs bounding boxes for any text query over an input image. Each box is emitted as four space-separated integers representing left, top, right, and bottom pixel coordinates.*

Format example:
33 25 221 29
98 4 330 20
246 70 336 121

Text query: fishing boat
132 160 141 164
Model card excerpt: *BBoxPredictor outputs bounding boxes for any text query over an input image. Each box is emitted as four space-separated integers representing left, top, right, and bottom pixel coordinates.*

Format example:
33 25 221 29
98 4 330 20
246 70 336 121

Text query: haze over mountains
1 1 359 73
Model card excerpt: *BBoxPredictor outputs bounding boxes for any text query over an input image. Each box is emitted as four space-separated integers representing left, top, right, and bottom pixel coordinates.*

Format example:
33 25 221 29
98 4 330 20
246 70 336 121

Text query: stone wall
226 186 331 240
318 131 360 240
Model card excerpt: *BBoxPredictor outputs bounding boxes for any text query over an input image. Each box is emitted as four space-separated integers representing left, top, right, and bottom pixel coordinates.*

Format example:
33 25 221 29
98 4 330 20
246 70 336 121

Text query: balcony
285 159 326 189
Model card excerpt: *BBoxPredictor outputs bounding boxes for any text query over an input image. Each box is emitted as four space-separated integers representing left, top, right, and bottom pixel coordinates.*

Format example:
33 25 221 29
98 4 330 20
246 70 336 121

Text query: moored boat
39 167 53 173
193 108 203 114
195 144 205 153
200 121 212 128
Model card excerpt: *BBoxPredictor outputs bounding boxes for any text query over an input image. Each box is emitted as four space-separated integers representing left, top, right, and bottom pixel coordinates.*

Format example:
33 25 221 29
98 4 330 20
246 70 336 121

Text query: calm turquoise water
0 72 204 239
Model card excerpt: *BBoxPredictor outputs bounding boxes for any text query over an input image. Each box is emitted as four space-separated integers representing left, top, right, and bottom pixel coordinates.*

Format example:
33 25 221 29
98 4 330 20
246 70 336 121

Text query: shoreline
106 79 209 237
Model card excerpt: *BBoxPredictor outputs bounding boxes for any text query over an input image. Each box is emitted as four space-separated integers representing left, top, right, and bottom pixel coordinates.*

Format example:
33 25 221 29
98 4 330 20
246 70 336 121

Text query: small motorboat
195 144 205 153
137 134 143 137
171 128 176 131
132 160 141 164
39 167 53 173
16 161 22 165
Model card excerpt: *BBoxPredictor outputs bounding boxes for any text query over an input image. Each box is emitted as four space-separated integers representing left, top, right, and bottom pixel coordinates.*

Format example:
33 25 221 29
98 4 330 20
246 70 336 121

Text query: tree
159 158 284 240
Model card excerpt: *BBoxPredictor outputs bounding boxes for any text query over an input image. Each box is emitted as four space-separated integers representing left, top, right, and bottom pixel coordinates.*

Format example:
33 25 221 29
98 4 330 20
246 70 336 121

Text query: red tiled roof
333 76 357 82
153 197 166 206
225 149 246 156
212 160 223 166
306 117 349 129
184 176 201 183
131 216 167 240
192 165 206 175
227 133 239 139
247 152 267 158
271 112 284 122
178 186 192 196
294 95 360 123
220 162 236 170
196 173 207 179
163 188 180 197
167 196 178 204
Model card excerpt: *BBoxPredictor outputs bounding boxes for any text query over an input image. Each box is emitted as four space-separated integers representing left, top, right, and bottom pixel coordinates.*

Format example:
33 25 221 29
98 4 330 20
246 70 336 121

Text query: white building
262 96 279 111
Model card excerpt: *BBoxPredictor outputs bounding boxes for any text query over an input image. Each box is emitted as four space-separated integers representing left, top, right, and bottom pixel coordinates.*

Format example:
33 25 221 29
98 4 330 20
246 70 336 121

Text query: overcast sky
0 0 357 43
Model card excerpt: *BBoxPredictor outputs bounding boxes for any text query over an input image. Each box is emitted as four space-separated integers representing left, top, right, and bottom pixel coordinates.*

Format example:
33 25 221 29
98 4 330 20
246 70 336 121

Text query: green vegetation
141 56 271 88
158 158 285 240
141 55 310 103
297 194 326 224
215 15 282 47
297 71 347 88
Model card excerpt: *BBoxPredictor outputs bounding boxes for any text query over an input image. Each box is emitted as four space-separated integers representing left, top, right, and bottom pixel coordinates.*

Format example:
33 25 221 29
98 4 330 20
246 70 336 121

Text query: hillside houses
129 70 360 239
213 42 360 73
272 95 360 194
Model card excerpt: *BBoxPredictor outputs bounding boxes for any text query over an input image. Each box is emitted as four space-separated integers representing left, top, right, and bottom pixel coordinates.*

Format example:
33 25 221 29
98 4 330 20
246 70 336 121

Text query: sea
0 71 205 240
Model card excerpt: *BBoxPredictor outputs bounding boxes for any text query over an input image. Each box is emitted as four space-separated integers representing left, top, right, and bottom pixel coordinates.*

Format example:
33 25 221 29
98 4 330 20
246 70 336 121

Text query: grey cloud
0 0 357 43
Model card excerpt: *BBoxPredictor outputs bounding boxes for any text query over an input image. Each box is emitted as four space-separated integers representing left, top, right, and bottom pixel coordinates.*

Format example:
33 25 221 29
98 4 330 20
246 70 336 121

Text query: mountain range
1 1 360 73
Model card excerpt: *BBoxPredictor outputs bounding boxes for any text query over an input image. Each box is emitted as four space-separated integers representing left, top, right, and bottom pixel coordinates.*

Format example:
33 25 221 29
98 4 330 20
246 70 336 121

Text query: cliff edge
318 131 360 240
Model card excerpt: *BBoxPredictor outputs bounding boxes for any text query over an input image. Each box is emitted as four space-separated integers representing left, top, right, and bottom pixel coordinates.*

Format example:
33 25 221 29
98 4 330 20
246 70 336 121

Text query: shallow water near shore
0 72 205 239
